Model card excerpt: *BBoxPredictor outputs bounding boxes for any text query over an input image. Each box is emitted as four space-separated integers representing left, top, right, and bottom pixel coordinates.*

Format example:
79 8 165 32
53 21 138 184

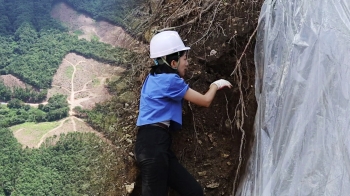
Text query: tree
0 82 11 101
7 98 23 109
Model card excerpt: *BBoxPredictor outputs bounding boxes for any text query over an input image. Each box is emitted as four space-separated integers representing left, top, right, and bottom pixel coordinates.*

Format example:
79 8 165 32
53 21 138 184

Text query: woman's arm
184 79 232 107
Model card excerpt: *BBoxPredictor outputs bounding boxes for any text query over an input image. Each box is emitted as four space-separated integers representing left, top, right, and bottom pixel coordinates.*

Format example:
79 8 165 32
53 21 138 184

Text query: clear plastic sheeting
236 0 350 195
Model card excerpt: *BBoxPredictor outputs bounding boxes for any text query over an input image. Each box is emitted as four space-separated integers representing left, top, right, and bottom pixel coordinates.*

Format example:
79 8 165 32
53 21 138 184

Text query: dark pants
135 125 203 196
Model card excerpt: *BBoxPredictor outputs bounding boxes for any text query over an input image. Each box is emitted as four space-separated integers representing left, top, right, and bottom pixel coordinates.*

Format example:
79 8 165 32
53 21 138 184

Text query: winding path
36 58 113 148
63 58 85 116
37 118 67 148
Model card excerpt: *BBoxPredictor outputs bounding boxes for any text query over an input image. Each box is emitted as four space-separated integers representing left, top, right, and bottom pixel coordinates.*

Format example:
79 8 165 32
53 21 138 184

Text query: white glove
211 79 232 90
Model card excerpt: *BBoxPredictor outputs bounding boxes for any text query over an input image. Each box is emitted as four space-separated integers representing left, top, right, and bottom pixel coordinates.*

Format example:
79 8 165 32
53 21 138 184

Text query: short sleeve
165 75 189 101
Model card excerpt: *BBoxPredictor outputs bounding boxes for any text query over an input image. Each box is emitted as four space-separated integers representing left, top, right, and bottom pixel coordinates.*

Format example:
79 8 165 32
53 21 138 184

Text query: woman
135 31 232 196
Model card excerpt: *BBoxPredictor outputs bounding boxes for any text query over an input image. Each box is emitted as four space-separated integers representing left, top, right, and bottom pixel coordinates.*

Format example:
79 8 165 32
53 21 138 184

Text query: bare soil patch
36 118 72 147
0 74 28 89
51 2 143 50
49 52 125 110
48 58 72 95
41 52 125 147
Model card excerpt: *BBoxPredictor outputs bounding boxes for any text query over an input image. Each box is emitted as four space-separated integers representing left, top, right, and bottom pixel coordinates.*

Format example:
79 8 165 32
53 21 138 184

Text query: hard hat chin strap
154 52 181 70
153 58 172 68
161 56 179 70
175 52 180 69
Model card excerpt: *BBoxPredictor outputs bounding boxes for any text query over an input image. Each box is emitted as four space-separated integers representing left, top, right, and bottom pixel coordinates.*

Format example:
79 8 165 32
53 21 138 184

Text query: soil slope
126 0 262 195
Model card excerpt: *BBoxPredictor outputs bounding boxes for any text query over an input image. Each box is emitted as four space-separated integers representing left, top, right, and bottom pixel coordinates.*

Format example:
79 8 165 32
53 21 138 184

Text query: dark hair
150 51 187 75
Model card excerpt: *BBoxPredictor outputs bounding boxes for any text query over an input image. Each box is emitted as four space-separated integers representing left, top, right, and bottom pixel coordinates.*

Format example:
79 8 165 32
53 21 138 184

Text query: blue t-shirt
136 73 189 131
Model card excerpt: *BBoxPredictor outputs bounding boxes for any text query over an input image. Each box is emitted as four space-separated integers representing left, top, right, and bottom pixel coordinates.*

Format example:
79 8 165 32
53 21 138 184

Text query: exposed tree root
231 25 258 195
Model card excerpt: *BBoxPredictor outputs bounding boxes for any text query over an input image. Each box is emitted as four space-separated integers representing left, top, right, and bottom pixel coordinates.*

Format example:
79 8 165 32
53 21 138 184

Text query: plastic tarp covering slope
236 0 350 195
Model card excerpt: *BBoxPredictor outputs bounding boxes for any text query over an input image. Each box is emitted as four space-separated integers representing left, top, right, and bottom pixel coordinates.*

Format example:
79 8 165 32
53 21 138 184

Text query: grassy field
65 66 74 79
10 121 61 148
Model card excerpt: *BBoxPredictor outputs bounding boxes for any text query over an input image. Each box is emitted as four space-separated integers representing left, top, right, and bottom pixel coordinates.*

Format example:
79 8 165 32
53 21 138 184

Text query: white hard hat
150 31 190 58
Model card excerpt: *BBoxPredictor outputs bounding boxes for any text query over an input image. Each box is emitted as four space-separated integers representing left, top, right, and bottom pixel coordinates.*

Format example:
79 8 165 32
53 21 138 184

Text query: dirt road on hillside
36 57 116 148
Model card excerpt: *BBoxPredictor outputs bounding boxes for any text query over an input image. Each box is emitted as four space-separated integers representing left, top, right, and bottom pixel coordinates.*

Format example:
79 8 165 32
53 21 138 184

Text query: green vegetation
0 81 47 102
73 29 84 36
65 66 74 79
92 78 100 86
0 128 119 195
0 94 69 128
10 121 60 133
40 94 70 121
85 98 129 143
91 34 100 42
0 0 134 102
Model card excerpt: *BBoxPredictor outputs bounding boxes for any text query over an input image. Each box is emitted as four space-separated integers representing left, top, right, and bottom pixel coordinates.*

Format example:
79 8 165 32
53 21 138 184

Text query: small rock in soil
125 183 135 193
206 182 220 189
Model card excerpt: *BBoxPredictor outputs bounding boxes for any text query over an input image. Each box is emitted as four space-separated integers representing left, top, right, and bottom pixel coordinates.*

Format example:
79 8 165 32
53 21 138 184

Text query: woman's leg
135 126 172 196
138 156 169 195
168 153 204 196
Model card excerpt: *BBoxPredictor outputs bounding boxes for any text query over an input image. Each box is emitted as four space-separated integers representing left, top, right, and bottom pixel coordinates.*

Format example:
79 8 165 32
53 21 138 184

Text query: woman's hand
184 79 232 107
210 79 232 90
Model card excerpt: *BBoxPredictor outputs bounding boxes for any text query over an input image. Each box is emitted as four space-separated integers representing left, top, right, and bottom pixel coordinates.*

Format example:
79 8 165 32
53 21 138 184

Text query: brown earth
123 0 262 195
48 53 125 111
51 2 144 51
0 74 28 89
